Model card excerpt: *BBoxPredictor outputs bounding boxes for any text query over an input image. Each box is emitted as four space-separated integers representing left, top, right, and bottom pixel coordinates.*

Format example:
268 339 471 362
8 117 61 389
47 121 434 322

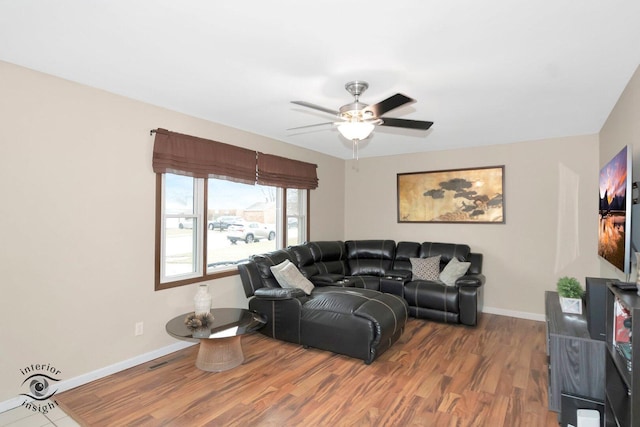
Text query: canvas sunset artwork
598 146 631 273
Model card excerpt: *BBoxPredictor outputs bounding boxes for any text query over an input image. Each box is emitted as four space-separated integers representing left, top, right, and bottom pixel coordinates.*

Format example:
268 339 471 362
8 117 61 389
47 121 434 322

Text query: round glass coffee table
166 308 266 372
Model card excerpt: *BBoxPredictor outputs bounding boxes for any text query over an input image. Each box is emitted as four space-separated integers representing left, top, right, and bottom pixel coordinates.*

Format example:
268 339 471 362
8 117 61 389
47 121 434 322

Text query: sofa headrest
345 240 396 276
290 244 313 267
307 241 346 262
393 241 421 272
419 242 471 267
345 240 396 260
251 248 295 288
395 242 421 261
298 241 347 277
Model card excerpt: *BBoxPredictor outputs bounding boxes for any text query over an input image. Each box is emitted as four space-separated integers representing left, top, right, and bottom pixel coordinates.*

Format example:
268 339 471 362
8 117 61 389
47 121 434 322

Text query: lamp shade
337 121 375 140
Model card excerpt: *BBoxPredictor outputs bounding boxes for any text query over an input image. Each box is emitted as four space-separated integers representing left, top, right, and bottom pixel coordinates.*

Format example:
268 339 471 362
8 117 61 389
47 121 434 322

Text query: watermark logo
19 364 62 414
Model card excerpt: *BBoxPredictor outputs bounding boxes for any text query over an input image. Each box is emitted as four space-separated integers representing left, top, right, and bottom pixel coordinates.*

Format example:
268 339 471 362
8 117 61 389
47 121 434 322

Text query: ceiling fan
290 81 433 158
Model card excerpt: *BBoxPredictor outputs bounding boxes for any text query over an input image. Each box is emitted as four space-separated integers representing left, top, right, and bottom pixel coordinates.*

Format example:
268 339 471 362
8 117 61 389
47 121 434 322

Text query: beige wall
599 65 640 280
0 61 345 402
344 134 601 317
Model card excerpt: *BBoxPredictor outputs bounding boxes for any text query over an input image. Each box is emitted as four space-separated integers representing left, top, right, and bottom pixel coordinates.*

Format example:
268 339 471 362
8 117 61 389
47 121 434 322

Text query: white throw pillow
439 257 471 286
270 260 315 295
410 255 441 281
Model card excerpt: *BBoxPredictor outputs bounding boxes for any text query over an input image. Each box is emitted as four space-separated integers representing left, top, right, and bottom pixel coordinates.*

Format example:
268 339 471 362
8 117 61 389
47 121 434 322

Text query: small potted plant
557 276 584 314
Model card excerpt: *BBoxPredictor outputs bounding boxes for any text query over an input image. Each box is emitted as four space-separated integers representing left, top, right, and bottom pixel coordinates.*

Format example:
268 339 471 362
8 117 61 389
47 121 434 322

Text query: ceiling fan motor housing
340 81 373 120
339 101 372 119
345 80 368 98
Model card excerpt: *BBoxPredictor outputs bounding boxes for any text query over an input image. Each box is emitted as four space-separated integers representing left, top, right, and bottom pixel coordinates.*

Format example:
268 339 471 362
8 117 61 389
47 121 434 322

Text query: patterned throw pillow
270 260 315 295
410 255 441 281
439 257 471 286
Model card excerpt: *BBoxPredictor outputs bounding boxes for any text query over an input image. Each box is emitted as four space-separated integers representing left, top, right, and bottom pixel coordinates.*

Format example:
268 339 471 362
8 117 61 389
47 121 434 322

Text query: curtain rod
150 129 157 136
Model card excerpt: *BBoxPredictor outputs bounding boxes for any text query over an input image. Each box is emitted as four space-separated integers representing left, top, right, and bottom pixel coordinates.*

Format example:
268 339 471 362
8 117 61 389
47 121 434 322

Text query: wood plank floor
56 314 559 426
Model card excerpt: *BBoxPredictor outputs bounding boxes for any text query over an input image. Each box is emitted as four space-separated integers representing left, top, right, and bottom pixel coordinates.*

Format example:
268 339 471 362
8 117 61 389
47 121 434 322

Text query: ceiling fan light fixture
337 121 375 141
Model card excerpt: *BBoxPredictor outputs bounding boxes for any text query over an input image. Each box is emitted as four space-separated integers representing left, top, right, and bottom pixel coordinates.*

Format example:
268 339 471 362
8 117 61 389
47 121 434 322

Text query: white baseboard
0 341 195 414
482 306 545 322
0 397 23 415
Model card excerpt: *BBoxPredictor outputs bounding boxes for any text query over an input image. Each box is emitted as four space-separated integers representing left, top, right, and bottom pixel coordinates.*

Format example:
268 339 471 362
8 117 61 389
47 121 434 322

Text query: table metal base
195 335 244 372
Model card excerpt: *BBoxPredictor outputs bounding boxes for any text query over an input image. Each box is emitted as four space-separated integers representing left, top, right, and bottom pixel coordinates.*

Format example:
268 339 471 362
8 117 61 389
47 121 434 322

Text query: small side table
166 308 266 372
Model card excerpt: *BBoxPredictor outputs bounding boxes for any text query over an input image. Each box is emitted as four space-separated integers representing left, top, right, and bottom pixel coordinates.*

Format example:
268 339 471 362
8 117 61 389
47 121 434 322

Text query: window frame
159 174 204 282
155 174 310 290
285 188 307 247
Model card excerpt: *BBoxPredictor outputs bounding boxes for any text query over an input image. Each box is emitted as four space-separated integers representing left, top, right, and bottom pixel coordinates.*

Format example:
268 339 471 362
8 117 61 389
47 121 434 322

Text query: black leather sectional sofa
238 240 485 364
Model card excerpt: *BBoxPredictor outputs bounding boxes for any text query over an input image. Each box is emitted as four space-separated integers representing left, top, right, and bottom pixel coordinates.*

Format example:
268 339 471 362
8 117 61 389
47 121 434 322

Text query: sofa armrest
254 287 307 300
309 273 346 286
384 269 412 280
455 273 486 288
248 294 304 343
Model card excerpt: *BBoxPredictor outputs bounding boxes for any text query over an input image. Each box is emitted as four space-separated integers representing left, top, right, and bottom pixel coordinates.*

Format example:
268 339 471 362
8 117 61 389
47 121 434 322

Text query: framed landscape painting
397 166 505 223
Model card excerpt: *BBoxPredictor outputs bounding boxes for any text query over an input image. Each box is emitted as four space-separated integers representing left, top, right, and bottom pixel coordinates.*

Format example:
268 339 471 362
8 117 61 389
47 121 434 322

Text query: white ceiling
1 1 639 159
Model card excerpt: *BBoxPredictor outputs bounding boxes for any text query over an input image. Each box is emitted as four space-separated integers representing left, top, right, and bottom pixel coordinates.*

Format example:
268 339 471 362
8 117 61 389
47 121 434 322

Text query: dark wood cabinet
545 291 606 412
605 284 640 426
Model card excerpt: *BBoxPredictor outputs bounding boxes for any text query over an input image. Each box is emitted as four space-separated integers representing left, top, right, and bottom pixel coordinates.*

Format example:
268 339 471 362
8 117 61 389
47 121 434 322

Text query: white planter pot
559 296 582 314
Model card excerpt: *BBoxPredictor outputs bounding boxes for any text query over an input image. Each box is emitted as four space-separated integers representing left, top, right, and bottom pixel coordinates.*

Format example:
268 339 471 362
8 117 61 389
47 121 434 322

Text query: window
161 174 204 280
286 188 307 246
152 128 317 290
206 179 279 270
156 173 309 289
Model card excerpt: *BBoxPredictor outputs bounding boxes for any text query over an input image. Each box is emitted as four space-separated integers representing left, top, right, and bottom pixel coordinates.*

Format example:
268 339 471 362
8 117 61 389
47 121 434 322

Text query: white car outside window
227 222 276 244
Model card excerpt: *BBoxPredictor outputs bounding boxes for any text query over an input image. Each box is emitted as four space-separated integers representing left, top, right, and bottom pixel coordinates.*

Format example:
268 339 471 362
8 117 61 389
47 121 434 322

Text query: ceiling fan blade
364 93 415 117
291 101 340 116
379 117 434 130
287 121 335 131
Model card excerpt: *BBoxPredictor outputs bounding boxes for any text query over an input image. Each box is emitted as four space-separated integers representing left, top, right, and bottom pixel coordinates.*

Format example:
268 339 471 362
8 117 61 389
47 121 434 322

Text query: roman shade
257 152 318 189
152 128 318 189
152 128 257 184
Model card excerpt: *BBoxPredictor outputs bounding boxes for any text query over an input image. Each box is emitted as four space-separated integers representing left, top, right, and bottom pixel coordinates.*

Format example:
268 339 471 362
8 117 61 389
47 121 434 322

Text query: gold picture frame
397 166 505 223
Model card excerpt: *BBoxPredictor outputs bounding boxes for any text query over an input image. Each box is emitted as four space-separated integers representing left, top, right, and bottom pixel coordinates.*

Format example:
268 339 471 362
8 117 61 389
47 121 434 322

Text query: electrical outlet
135 322 144 336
